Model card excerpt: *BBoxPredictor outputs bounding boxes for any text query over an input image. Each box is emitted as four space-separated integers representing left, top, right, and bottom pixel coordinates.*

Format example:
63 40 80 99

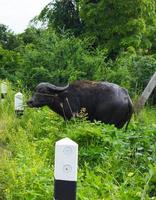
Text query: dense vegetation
0 83 156 199
0 0 156 199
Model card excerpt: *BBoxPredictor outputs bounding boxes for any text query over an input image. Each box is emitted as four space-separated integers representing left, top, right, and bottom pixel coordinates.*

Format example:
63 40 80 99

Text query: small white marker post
54 138 78 200
14 92 24 116
1 82 7 99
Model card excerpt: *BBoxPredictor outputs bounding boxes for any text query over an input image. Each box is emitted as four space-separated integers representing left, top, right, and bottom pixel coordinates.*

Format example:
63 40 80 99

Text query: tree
0 46 21 81
15 28 107 89
80 0 156 57
0 24 20 50
38 0 83 36
19 27 41 45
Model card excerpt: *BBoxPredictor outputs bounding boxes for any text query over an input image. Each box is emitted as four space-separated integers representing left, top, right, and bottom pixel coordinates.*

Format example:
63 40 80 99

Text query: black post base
15 110 24 117
1 93 6 99
54 179 76 200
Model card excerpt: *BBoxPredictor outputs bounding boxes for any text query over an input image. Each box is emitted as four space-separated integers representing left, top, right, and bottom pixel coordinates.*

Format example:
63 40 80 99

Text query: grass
0 83 156 200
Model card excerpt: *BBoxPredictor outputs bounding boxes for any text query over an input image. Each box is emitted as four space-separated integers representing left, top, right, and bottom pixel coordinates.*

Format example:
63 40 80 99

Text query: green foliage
80 0 156 56
19 27 41 45
131 55 156 103
38 0 83 36
101 51 135 90
15 29 108 89
0 24 20 50
0 85 156 199
0 47 21 82
131 55 156 90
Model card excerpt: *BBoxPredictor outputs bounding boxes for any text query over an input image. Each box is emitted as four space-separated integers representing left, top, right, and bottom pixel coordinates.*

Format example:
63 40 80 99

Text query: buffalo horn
49 83 69 91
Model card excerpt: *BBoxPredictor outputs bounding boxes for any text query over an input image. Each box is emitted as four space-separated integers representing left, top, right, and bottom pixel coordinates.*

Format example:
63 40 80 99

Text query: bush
131 55 156 104
16 29 108 90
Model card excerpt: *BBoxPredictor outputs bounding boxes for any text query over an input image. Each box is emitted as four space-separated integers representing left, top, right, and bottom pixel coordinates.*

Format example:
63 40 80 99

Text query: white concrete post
14 92 24 116
1 82 7 99
54 138 78 200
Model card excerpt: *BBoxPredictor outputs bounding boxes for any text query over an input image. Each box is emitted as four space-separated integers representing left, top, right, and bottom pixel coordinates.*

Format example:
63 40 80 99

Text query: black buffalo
27 80 133 129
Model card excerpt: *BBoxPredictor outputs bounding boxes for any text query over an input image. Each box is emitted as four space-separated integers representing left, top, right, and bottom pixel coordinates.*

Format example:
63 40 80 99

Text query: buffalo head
27 82 69 108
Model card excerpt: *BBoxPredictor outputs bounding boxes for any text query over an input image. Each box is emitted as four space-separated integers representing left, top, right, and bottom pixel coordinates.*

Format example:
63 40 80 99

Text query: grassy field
0 84 156 200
